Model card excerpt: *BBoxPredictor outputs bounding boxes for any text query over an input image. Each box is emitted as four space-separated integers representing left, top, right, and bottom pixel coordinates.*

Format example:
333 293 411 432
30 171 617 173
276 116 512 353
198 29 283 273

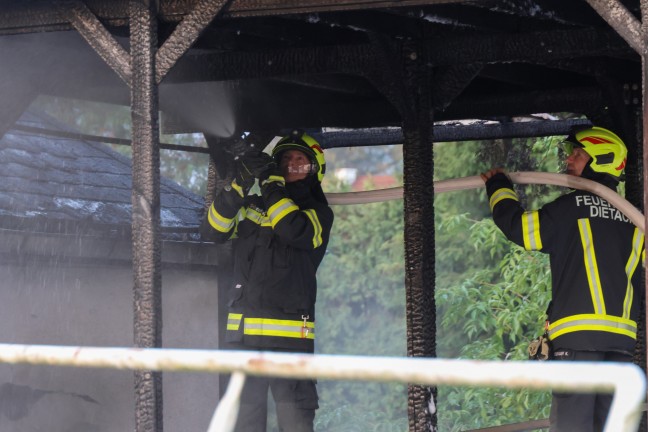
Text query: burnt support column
586 2 648 425
130 1 163 431
642 3 648 429
401 41 436 432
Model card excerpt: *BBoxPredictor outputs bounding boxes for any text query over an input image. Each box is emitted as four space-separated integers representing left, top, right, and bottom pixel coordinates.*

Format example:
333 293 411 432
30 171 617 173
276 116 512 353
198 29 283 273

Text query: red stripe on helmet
311 144 324 154
616 159 627 171
580 136 613 145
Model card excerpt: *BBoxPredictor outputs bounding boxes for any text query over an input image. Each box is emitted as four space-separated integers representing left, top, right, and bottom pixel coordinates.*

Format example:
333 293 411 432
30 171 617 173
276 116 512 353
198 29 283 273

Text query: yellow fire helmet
565 126 627 180
271 130 326 182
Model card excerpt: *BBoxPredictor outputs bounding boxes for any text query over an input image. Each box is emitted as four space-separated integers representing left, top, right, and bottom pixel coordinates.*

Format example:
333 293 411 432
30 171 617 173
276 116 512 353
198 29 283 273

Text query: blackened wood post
130 1 163 431
642 1 648 427
401 41 436 432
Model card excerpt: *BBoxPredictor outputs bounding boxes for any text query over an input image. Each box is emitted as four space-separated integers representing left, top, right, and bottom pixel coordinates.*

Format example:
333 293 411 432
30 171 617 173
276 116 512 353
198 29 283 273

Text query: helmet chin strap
580 163 619 188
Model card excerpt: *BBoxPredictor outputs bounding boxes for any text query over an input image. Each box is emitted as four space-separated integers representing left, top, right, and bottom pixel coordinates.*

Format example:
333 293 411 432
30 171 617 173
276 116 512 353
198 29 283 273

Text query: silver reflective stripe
268 199 298 227
577 218 605 315
246 207 270 226
549 316 636 340
521 211 542 251
489 188 518 212
227 313 243 331
208 204 235 233
245 323 311 334
244 317 316 340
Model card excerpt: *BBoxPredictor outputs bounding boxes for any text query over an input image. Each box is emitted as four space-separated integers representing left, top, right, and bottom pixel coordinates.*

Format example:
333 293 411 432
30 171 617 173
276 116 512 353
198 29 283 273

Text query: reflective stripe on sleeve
489 187 518 212
578 218 605 315
623 228 644 319
208 203 236 233
244 317 315 340
227 313 243 331
521 211 542 251
245 206 271 227
548 314 636 340
303 209 323 248
268 198 299 228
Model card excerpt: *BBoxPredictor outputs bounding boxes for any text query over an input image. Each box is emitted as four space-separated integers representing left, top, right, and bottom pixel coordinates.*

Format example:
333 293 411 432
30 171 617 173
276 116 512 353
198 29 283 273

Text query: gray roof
0 109 205 239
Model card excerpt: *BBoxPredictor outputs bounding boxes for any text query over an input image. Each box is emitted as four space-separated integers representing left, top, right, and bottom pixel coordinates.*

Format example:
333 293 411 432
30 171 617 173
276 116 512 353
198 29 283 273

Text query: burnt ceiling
0 0 641 138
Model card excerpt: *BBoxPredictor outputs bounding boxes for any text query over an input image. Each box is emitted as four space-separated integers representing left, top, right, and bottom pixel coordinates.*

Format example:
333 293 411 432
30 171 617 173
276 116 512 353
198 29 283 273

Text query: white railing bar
0 344 643 432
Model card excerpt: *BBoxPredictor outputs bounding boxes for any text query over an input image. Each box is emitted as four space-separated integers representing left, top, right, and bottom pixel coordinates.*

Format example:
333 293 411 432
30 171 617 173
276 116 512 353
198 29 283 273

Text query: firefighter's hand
234 158 257 193
480 168 506 183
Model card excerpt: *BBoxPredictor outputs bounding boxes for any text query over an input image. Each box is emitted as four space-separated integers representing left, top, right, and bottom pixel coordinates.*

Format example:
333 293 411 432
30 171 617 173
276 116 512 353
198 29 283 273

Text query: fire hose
325 172 645 233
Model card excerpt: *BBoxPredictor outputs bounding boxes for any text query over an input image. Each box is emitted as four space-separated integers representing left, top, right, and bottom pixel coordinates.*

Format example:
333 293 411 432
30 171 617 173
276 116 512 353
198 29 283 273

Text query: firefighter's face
280 150 313 183
566 147 591 177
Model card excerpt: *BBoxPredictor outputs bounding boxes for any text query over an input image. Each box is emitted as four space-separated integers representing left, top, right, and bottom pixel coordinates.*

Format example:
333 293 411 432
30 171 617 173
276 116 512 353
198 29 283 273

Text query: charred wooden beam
165 28 635 84
426 27 636 67
155 0 232 84
400 39 436 432
55 0 132 85
439 87 604 121
129 1 163 431
585 0 643 54
313 119 593 148
0 0 468 35
432 64 482 110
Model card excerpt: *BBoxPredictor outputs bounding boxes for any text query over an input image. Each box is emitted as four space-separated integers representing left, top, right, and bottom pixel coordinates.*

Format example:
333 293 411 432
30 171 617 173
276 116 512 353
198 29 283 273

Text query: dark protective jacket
486 173 644 353
201 176 334 352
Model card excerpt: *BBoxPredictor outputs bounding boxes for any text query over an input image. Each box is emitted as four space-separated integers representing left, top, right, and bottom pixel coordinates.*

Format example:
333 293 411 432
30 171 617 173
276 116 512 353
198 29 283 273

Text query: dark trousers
549 349 632 432
234 375 318 432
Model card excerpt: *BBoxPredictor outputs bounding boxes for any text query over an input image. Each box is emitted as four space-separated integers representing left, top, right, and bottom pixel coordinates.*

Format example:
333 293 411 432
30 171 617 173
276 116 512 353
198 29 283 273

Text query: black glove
239 151 276 180
234 159 256 194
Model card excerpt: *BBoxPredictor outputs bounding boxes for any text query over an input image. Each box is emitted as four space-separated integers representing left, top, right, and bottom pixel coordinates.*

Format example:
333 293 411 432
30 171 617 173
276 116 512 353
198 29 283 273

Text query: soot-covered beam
130 1 163 431
400 40 437 432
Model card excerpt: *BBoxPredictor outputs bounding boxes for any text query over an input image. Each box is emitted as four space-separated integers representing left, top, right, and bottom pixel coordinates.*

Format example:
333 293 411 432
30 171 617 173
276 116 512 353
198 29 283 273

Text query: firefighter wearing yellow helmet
480 126 642 430
200 129 334 432
564 126 627 183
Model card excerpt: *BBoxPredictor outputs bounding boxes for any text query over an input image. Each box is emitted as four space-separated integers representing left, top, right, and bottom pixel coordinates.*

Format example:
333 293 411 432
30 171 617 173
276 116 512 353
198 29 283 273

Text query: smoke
0 30 237 141
160 81 236 138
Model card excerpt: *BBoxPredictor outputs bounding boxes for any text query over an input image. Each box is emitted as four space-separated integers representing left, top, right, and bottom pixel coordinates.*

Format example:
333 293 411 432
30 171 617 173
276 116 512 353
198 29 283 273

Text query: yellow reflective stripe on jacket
244 317 315 340
489 187 518 212
303 209 323 248
268 198 299 228
623 228 644 319
521 211 542 251
227 313 243 331
245 206 271 227
578 218 605 315
208 203 236 233
548 314 637 340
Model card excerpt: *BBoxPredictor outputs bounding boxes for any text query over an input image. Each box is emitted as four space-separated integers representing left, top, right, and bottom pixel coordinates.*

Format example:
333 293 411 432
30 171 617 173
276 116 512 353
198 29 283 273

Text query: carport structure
0 1 647 431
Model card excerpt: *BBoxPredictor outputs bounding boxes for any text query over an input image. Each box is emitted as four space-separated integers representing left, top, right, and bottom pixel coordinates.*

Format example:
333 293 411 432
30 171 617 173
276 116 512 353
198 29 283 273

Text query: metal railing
0 343 643 432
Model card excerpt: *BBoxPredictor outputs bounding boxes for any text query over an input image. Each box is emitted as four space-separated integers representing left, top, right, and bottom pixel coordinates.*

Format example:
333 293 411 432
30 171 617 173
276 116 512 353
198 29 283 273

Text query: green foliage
436 217 552 430
315 194 408 432
434 138 557 430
